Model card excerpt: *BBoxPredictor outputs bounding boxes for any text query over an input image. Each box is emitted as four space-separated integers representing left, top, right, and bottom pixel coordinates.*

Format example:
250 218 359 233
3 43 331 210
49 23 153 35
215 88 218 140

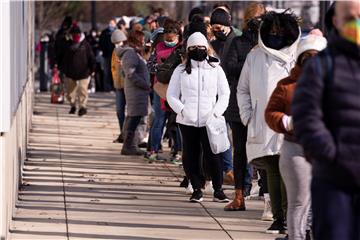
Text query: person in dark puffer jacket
62 25 96 116
223 2 266 212
292 2 360 240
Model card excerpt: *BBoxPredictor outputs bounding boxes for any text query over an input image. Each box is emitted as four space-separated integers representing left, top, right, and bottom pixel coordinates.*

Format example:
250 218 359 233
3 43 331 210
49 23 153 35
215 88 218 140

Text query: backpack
156 46 184 84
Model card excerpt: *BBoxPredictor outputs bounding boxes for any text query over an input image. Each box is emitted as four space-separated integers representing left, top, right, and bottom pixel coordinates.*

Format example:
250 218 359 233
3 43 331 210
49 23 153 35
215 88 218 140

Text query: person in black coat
62 26 96 116
221 3 267 212
99 19 117 92
54 16 73 71
292 2 360 240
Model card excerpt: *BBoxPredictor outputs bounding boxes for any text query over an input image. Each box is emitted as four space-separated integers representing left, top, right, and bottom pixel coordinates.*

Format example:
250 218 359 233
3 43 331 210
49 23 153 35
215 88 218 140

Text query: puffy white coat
167 60 230 128
237 31 300 162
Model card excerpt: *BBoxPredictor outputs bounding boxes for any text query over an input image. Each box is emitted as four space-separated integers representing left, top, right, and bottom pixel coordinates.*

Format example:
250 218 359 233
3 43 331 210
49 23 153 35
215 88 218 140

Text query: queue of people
52 1 360 240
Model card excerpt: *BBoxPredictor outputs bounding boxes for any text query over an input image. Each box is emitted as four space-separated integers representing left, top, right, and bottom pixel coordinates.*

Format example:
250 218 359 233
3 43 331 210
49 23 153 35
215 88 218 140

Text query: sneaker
203 181 214 195
146 152 159 163
185 182 194 195
69 106 76 114
78 107 87 116
138 142 147 148
213 190 230 203
189 189 203 203
261 197 273 221
265 219 287 234
170 154 182 165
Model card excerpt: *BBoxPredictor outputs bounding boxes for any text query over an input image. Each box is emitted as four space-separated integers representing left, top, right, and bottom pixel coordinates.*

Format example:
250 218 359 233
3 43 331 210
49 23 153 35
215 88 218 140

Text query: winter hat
111 29 127 43
296 34 327 59
189 7 204 22
210 8 231 26
187 32 209 49
188 15 207 39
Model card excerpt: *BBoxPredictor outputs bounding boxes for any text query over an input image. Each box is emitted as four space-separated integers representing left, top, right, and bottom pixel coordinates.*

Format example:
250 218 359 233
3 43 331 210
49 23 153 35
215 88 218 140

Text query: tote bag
205 115 230 154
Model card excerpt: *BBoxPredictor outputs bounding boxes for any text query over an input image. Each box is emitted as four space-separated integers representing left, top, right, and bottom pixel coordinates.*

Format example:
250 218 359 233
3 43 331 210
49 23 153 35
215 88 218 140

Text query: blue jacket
292 33 360 189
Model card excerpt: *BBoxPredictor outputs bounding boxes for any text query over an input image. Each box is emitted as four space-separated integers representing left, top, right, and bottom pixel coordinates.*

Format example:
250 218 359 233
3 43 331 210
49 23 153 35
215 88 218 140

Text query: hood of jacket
258 26 301 63
115 46 133 59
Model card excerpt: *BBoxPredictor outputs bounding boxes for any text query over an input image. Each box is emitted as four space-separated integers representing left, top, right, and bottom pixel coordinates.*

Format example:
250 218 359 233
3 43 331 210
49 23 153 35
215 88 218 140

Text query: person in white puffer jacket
237 10 301 235
167 32 230 203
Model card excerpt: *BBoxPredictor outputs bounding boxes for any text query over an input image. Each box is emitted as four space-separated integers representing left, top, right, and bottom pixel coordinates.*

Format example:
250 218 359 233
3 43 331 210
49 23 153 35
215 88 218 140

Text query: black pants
229 121 248 190
312 177 360 240
179 124 223 191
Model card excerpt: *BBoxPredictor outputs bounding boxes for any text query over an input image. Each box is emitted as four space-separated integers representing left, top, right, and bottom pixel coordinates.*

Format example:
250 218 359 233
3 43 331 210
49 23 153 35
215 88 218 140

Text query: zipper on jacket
198 62 201 127
202 76 205 91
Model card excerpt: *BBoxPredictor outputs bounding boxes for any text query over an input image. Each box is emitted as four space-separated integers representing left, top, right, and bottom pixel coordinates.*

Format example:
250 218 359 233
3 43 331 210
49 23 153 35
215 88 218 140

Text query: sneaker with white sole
213 190 230 203
265 219 287 234
190 189 203 203
261 197 274 221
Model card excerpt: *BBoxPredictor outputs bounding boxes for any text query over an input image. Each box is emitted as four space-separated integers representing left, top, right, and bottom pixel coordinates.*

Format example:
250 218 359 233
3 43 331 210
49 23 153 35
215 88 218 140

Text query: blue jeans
150 93 167 152
115 89 126 132
312 177 360 240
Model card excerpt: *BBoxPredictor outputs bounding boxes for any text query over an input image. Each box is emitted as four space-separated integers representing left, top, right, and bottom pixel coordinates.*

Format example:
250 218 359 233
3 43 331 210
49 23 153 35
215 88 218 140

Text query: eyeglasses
188 46 207 51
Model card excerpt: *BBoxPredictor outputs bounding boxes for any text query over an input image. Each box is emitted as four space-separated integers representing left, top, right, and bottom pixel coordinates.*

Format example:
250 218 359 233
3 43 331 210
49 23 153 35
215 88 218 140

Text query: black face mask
265 35 286 50
247 18 261 32
188 48 208 61
213 31 227 41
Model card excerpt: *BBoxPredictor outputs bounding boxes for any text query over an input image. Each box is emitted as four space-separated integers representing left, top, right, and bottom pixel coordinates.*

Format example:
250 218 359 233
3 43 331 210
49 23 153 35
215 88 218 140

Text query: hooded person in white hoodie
167 32 230 203
237 10 301 234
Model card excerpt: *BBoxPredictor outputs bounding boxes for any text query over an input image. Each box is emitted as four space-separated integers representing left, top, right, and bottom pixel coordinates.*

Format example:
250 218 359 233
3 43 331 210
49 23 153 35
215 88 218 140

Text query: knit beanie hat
189 7 204 22
187 32 209 49
111 29 127 43
188 15 207 39
296 34 327 59
210 8 231 26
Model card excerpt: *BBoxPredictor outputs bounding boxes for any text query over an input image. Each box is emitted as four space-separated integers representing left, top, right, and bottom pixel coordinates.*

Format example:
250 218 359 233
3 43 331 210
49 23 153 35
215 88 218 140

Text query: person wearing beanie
223 2 266 213
111 29 128 143
292 2 360 239
237 10 301 234
265 33 327 240
167 32 230 203
62 25 96 116
188 7 204 22
210 7 237 192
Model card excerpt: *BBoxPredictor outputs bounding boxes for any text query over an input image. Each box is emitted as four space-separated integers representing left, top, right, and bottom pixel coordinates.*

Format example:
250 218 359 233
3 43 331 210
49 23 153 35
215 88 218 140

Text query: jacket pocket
247 100 264 144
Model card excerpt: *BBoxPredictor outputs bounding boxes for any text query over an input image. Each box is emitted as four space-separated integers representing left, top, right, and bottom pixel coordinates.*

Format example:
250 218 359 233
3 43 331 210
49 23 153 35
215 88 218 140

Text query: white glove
282 115 293 132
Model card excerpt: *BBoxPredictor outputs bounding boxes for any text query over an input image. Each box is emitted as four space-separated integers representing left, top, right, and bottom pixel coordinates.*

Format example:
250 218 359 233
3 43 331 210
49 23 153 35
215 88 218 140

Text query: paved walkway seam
56 107 70 240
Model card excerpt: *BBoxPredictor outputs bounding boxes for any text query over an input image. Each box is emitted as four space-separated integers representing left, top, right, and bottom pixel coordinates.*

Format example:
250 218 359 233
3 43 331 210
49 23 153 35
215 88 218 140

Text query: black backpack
156 46 184 84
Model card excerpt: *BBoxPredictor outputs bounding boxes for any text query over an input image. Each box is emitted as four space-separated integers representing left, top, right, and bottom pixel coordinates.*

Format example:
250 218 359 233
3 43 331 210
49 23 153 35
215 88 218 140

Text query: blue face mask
266 35 286 50
108 26 116 32
164 40 178 48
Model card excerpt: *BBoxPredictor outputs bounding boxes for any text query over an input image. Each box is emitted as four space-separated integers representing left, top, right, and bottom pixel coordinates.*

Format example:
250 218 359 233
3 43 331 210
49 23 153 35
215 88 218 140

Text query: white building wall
0 1 35 239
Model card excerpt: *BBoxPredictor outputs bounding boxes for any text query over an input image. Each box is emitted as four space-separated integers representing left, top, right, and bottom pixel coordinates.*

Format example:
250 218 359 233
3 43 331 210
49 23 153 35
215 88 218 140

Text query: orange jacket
111 49 124 89
265 65 301 139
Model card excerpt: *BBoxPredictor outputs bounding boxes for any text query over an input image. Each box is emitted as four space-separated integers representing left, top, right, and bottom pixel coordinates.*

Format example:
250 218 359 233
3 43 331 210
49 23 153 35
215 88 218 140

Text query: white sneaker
185 182 194 195
203 181 214 195
261 197 273 221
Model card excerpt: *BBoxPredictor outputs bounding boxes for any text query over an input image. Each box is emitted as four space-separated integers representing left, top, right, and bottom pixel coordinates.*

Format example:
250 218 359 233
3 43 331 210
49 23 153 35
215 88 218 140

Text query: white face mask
115 42 123 48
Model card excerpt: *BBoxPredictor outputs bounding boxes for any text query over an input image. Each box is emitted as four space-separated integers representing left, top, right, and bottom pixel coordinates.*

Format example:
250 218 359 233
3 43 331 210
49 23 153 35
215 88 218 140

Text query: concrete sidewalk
10 92 282 240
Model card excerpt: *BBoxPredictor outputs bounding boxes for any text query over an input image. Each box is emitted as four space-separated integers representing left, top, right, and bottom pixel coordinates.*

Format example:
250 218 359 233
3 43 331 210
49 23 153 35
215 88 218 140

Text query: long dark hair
183 50 216 74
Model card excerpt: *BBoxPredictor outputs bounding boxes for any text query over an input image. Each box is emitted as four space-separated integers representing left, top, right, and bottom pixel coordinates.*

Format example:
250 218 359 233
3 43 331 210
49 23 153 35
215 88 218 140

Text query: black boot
113 133 124 143
121 131 145 156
